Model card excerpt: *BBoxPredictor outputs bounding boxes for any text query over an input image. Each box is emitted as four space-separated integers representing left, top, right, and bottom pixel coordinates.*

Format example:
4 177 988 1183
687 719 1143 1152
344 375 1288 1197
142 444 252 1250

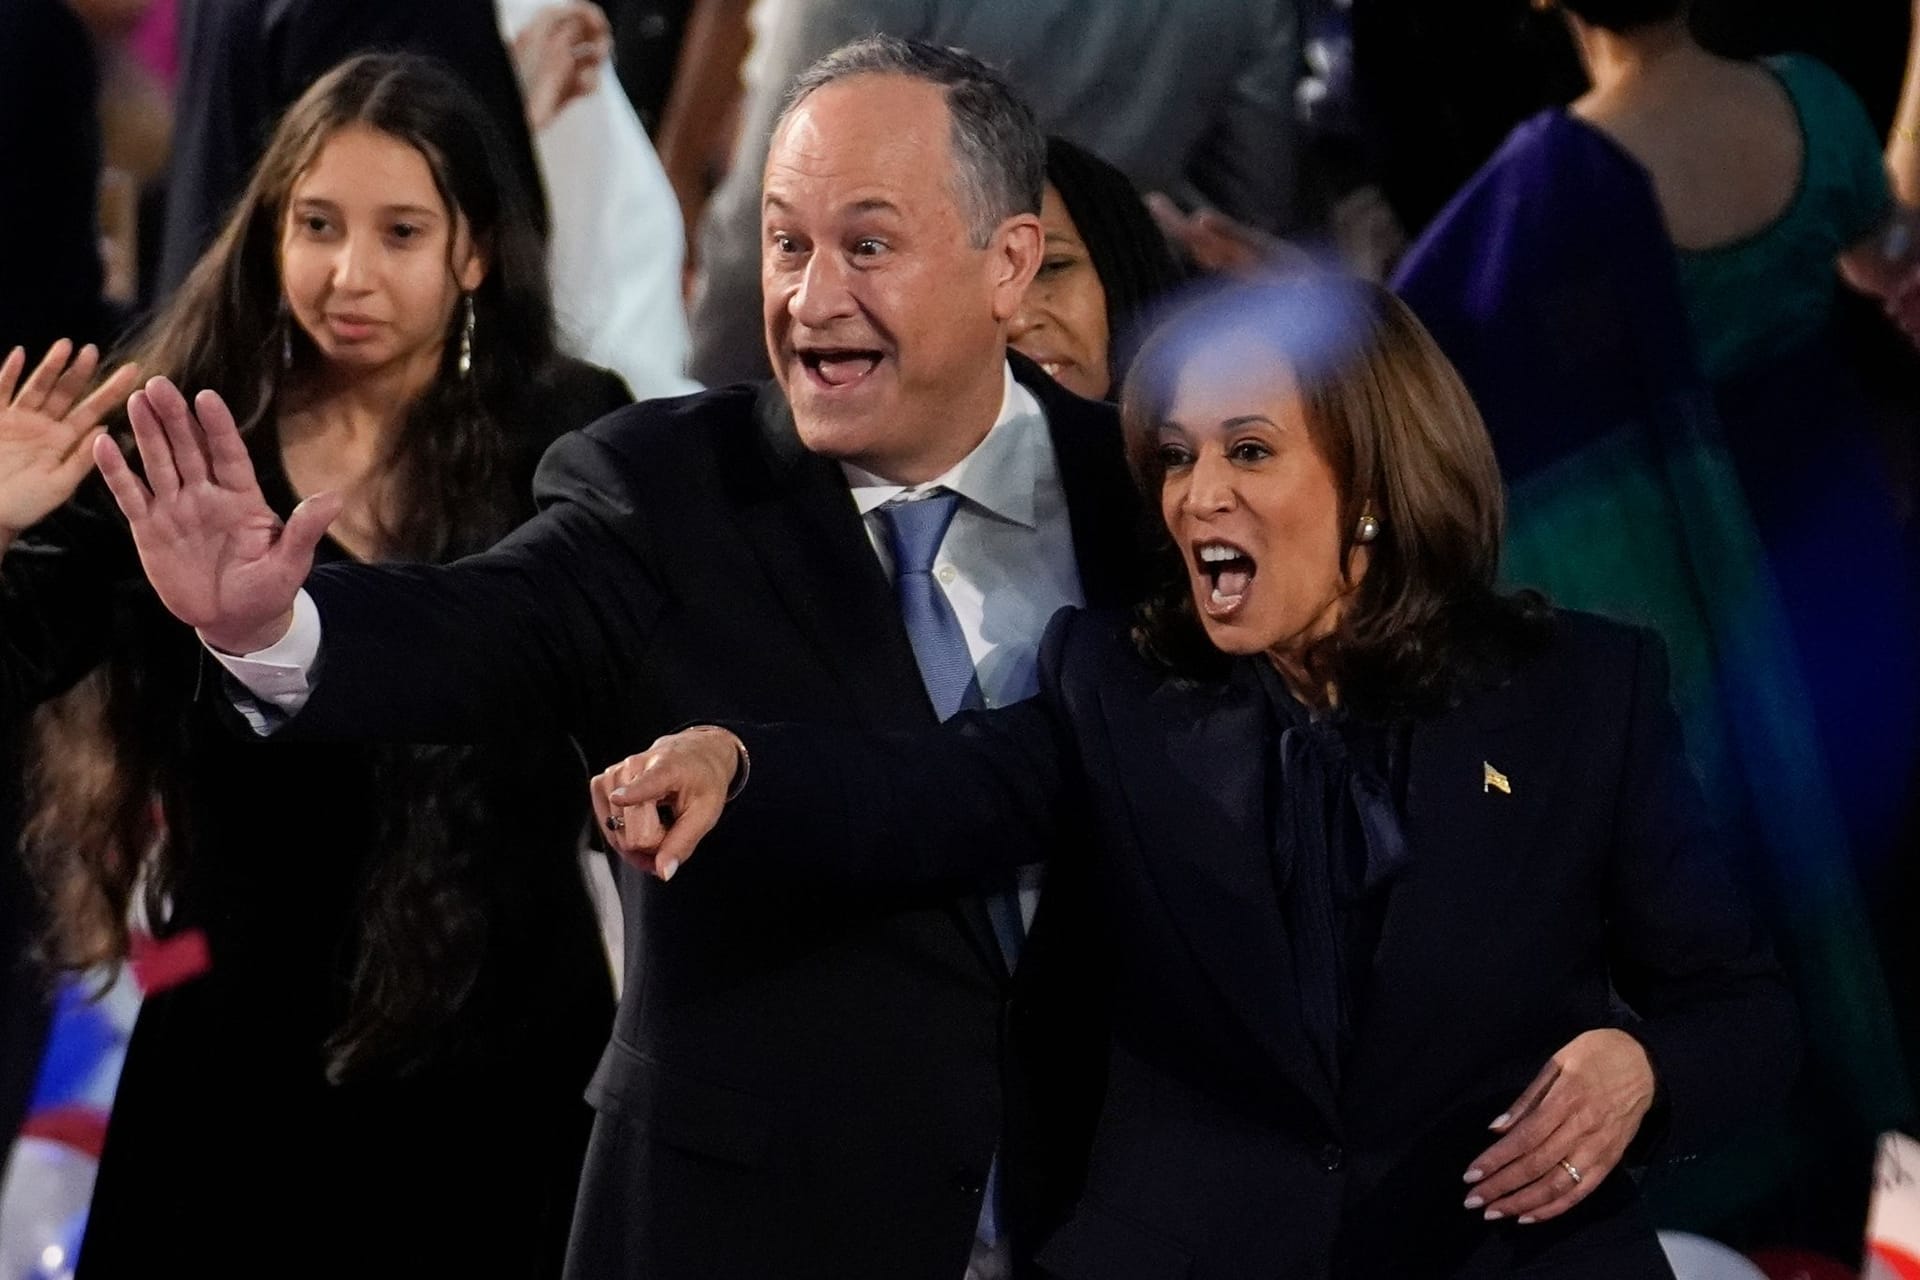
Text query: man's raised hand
94 377 343 654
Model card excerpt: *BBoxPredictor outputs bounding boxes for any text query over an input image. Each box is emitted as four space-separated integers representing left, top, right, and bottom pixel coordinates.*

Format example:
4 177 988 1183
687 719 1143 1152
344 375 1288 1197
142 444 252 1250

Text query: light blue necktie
876 492 984 721
875 491 1025 1258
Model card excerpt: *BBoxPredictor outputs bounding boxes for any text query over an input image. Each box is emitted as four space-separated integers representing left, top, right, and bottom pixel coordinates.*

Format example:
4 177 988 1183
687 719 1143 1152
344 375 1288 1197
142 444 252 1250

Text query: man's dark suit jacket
723 608 1801 1280
275 357 1142 1279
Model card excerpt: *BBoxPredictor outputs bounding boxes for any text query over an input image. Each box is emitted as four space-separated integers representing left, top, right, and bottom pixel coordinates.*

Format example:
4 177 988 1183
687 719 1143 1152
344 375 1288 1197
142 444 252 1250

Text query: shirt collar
842 362 1046 529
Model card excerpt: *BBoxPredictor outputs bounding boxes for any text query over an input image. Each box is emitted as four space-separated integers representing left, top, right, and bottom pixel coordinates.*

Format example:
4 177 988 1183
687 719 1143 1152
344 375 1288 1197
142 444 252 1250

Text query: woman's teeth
1195 542 1255 615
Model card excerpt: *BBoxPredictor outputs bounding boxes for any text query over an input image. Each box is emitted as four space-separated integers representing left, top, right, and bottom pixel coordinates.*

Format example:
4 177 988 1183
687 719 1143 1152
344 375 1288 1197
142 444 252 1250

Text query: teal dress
1677 55 1919 873
1677 54 1893 382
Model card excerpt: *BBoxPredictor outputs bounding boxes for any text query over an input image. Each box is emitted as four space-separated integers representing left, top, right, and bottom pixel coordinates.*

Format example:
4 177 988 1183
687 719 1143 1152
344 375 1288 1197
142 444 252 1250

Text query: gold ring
1559 1159 1582 1185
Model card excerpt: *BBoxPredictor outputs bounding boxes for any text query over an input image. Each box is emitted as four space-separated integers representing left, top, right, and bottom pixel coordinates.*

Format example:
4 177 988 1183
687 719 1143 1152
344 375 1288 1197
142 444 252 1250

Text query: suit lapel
733 386 1010 977
1111 666 1341 1131
1015 354 1143 611
1348 679 1559 1089
733 385 932 732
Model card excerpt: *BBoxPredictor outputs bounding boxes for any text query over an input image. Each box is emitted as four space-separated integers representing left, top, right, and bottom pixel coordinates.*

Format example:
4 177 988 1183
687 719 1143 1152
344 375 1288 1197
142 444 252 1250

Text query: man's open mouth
1194 539 1256 618
798 348 883 389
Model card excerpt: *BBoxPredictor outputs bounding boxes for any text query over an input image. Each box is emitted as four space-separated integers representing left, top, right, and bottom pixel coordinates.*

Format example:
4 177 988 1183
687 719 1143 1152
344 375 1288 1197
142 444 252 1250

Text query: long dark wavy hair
26 53 566 1080
1122 276 1549 719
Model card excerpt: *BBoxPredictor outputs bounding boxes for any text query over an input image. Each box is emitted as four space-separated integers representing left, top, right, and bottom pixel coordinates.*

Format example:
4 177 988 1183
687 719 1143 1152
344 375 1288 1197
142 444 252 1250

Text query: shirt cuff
206 589 322 732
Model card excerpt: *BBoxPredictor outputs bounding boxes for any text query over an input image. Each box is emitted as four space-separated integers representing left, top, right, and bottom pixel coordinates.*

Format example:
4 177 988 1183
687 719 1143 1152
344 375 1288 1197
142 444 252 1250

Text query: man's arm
96 376 658 747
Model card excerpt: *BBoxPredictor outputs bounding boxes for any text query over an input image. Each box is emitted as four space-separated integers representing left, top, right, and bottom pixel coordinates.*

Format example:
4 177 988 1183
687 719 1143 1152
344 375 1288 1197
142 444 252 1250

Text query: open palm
94 377 342 654
0 341 140 539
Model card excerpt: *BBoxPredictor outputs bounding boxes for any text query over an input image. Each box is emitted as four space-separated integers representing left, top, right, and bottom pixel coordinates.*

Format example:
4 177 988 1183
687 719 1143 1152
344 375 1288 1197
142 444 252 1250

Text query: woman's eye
1154 443 1193 468
1038 256 1075 277
391 222 421 241
303 216 330 234
1229 440 1273 463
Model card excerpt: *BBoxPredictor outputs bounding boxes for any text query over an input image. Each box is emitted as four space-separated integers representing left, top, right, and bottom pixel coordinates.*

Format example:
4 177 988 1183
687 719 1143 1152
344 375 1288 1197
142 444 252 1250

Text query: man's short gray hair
779 34 1045 248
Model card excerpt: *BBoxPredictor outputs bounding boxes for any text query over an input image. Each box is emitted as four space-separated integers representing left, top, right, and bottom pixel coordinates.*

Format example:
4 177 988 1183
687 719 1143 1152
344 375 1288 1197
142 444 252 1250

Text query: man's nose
789 252 855 327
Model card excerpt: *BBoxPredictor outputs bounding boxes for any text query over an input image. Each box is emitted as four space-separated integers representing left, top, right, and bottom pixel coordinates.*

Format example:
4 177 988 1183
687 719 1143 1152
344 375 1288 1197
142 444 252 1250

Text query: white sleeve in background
207 588 323 734
496 0 703 400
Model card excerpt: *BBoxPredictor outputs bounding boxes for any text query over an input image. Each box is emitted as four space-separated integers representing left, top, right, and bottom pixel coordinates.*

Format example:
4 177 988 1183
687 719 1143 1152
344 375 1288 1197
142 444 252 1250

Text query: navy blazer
724 607 1799 1279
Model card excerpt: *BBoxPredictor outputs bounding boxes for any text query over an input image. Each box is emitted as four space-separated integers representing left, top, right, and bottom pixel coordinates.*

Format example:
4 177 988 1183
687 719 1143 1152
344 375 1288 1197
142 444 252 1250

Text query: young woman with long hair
0 53 629 1274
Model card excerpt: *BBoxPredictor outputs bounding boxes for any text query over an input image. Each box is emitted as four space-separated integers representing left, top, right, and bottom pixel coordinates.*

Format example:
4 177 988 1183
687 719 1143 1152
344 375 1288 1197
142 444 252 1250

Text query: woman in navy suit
596 278 1798 1279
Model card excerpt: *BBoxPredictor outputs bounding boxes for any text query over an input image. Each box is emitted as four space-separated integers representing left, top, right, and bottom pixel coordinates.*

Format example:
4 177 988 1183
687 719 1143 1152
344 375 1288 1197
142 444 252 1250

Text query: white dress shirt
842 364 1084 716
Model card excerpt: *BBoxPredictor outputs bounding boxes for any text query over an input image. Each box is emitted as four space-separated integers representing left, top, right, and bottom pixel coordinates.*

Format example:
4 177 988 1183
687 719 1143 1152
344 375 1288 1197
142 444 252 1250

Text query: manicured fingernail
1483 1210 1503 1222
610 788 628 802
1463 1195 1484 1210
1517 1216 1535 1225
1489 1113 1510 1130
1463 1168 1483 1184
658 858 679 881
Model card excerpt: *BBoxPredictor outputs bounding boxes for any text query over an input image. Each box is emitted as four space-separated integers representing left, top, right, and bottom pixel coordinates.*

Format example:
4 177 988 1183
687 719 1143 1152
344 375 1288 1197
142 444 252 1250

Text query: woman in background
0 54 625 1274
1009 137 1186 402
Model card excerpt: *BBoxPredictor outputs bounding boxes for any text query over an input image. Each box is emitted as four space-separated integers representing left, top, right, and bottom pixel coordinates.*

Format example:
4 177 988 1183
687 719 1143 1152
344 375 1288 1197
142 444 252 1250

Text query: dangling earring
1355 513 1380 544
457 293 475 378
279 298 294 370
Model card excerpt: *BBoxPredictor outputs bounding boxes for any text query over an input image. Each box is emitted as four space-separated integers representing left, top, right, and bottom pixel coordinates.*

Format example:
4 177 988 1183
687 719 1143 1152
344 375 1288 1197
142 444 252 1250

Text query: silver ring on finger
605 813 625 832
1559 1159 1582 1186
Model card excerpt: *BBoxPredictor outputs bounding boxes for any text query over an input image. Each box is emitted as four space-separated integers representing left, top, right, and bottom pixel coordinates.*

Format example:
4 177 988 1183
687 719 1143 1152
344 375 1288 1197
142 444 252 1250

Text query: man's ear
988 213 1045 323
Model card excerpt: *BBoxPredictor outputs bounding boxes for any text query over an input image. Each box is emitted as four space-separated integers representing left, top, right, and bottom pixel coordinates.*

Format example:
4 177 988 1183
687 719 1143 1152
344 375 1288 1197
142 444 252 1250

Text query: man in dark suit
99 36 1139 1280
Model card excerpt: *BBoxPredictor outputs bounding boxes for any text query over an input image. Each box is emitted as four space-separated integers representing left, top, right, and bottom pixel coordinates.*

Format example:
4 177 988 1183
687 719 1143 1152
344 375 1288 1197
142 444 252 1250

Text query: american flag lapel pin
1483 762 1511 795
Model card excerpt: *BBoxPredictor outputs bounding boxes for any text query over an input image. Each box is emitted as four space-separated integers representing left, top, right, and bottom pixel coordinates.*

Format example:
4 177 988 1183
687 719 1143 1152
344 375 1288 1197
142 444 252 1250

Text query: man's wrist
687 726 752 800
200 608 297 658
723 731 751 800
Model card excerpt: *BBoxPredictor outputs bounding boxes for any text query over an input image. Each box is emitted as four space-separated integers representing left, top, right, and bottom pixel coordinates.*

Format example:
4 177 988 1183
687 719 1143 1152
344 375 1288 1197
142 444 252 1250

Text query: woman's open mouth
1194 539 1256 619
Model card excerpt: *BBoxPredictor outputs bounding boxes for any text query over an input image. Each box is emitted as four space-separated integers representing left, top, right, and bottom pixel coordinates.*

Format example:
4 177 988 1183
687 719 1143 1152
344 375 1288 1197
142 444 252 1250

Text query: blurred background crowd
1 1 1919 1277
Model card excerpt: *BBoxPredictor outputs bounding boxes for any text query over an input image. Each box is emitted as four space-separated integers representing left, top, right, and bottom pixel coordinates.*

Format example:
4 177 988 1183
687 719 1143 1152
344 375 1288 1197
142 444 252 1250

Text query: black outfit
158 0 546 296
267 356 1142 1279
0 360 628 1277
718 608 1800 1279
0 0 110 355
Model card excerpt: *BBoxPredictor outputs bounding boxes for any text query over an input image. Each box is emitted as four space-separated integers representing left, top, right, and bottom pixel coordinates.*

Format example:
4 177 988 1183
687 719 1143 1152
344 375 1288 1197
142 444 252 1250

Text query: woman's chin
1190 594 1271 655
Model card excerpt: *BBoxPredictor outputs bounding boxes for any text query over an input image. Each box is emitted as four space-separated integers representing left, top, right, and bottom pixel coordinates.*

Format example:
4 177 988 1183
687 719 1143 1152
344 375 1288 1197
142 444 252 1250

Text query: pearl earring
1355 513 1380 544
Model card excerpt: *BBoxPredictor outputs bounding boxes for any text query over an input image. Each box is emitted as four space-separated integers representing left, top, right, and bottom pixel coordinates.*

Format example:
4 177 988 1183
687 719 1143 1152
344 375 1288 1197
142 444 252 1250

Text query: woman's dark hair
1044 136 1187 387
1122 275 1547 717
26 53 563 1080
1558 0 1688 33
